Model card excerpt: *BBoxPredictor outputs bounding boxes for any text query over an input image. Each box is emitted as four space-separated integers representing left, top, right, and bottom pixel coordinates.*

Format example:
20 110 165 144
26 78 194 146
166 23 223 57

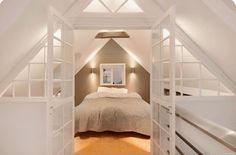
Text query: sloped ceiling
0 0 48 83
74 30 152 73
175 0 236 84
0 0 236 90
154 0 236 85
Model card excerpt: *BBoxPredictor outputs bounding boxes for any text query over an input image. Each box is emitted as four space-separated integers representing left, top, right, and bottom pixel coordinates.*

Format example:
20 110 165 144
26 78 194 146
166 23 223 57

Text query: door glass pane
201 80 218 96
30 64 45 79
30 81 45 97
14 82 28 97
64 63 73 80
161 63 169 79
152 102 160 123
63 24 73 44
2 84 13 97
152 80 161 97
220 82 234 96
182 63 200 79
64 44 73 62
161 81 170 96
162 46 170 60
175 46 182 62
15 66 28 80
31 47 45 63
62 81 72 98
53 82 62 97
183 48 198 62
183 80 199 96
53 62 62 79
201 65 216 79
53 39 62 60
175 63 181 79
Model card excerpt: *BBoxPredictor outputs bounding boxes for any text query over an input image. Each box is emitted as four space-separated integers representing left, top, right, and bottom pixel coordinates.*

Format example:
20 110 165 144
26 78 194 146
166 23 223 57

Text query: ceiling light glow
0 0 4 4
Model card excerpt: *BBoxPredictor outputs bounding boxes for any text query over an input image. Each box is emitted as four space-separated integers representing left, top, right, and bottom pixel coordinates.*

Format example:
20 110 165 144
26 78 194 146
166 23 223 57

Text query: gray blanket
75 92 151 135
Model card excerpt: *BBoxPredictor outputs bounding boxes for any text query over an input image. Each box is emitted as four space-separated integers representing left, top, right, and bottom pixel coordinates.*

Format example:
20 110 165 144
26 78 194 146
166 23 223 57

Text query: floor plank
74 131 150 155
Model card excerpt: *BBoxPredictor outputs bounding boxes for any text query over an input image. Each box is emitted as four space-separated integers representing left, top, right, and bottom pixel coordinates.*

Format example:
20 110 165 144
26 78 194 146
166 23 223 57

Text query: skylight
84 0 109 13
232 0 236 5
83 0 144 13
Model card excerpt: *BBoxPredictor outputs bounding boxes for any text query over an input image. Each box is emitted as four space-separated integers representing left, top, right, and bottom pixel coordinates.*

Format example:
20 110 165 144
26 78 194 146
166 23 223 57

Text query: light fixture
91 68 96 73
0 0 3 4
130 67 135 73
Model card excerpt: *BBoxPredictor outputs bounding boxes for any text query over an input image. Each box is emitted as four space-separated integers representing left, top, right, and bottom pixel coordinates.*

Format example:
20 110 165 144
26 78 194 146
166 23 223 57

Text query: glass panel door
47 7 74 155
151 8 176 155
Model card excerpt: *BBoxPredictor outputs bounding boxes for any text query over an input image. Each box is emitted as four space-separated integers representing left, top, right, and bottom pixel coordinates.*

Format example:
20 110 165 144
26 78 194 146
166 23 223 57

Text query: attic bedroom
0 0 236 155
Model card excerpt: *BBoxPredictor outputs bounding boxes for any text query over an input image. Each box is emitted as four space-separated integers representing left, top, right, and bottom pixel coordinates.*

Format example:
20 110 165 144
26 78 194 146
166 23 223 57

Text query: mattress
75 92 151 136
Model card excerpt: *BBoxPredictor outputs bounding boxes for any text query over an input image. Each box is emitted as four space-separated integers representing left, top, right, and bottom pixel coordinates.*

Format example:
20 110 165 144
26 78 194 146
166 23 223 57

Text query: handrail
160 104 236 153
176 145 184 155
176 113 236 152
176 131 203 155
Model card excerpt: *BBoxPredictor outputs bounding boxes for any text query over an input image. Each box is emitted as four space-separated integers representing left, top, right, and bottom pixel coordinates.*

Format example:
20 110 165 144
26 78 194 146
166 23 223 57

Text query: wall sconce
130 67 135 73
91 68 95 73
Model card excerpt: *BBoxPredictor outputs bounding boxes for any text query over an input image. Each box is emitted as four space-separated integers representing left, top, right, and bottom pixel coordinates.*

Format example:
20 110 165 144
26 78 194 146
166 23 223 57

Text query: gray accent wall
75 39 150 106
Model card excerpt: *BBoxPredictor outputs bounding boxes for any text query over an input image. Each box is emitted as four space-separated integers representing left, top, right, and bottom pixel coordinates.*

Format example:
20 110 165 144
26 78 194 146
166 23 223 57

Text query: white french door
47 7 74 155
151 8 176 155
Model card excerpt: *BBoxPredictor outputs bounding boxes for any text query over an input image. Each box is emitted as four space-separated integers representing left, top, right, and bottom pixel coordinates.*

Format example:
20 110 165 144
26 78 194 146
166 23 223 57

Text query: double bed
75 88 151 136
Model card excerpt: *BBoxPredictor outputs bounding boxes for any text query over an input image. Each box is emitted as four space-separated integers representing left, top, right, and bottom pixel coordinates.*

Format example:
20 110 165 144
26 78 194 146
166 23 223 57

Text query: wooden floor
74 131 150 155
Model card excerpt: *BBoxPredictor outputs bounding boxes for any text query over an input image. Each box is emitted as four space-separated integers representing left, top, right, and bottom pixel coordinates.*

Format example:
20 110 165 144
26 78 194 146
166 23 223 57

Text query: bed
75 89 151 136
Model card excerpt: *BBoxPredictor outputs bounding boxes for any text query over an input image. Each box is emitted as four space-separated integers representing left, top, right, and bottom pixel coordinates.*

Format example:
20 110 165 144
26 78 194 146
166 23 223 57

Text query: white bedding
75 92 151 135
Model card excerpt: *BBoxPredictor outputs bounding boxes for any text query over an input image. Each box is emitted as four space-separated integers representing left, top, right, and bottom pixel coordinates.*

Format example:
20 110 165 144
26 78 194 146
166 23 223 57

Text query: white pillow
111 87 128 94
97 87 111 93
97 87 128 94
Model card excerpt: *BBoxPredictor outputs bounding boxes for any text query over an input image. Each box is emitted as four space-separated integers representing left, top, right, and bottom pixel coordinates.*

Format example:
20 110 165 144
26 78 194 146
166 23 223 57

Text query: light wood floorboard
74 131 150 155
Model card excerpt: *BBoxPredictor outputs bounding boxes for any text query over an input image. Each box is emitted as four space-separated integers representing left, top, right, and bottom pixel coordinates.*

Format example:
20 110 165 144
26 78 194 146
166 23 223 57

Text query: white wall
0 101 47 155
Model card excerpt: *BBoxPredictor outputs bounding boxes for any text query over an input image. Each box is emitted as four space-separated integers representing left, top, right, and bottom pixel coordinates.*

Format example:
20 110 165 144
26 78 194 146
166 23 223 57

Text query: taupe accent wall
75 39 150 106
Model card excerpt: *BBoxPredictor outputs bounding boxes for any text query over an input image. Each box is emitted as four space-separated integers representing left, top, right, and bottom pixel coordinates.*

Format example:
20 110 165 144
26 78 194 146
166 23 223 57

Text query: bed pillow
97 87 128 94
97 87 112 93
111 87 128 94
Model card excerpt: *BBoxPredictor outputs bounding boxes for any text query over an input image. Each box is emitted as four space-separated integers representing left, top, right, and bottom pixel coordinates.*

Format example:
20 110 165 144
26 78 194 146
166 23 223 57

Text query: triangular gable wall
75 39 150 105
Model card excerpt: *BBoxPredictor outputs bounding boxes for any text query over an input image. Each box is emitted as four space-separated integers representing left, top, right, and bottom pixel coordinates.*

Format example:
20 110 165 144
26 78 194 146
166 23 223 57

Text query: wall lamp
130 67 135 73
91 68 95 73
